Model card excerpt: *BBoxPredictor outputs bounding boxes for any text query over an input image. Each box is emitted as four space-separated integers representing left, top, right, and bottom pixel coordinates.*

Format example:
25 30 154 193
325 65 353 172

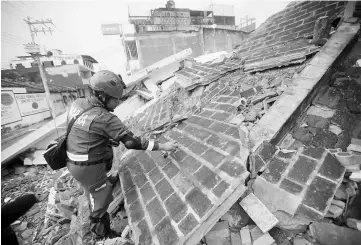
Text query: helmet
89 70 123 99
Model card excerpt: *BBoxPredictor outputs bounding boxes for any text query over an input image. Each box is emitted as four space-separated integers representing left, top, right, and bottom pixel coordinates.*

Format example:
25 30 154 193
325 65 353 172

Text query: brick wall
236 1 346 64
120 82 250 245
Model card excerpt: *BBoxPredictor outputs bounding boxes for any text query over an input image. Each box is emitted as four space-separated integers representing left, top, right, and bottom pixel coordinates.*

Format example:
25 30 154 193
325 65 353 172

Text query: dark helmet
89 70 123 99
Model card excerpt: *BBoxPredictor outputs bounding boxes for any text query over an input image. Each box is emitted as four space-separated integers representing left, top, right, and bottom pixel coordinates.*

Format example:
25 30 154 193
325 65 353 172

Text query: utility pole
23 16 56 119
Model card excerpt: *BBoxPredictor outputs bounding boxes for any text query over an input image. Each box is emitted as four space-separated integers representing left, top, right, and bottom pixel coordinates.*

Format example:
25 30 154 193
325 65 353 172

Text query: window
125 41 138 60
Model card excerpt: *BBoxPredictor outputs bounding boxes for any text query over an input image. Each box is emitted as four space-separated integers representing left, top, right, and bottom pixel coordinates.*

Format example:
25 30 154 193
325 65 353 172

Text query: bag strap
66 106 95 137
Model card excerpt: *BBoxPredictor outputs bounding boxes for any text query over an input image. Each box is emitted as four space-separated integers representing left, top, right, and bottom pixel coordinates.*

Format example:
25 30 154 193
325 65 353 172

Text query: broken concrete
310 222 361 245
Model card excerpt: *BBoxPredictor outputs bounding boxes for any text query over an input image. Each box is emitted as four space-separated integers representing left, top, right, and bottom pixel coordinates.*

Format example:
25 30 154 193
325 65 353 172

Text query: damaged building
2 1 361 245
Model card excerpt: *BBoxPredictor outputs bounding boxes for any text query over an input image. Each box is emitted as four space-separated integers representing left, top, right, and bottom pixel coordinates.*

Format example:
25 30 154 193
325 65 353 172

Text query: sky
1 0 291 75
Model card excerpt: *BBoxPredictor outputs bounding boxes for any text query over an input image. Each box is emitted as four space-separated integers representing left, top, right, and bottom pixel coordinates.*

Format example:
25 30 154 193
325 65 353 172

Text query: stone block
318 153 345 181
303 176 337 213
172 173 194 195
253 233 275 245
307 105 335 118
211 111 233 122
178 214 199 235
230 231 242 245
302 147 325 160
186 187 213 218
252 177 302 215
133 172 147 188
155 178 174 201
146 197 166 226
209 121 229 133
137 152 156 173
137 219 152 245
292 127 313 145
334 184 347 200
310 222 361 245
212 181 230 198
155 218 179 245
140 182 156 205
162 162 179 179
179 155 202 173
262 157 290 184
279 178 304 195
165 193 187 223
125 186 138 206
287 156 317 184
201 149 225 167
220 160 246 178
239 193 278 233
335 152 361 167
350 171 361 182
148 166 164 185
129 200 144 223
327 205 343 218
346 218 361 231
195 166 221 189
172 149 189 162
306 114 330 129
240 226 252 245
190 141 209 155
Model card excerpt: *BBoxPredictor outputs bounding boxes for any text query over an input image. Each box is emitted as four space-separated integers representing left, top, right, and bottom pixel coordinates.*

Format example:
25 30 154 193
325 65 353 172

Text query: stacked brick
119 85 250 245
253 142 346 220
235 1 345 65
175 60 241 82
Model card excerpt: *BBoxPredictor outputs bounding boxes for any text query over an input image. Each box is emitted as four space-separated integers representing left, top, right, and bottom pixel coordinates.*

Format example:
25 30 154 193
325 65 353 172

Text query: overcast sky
1 0 291 75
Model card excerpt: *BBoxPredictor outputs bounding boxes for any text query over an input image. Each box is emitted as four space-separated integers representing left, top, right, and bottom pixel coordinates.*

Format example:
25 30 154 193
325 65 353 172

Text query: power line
2 32 28 43
5 1 28 16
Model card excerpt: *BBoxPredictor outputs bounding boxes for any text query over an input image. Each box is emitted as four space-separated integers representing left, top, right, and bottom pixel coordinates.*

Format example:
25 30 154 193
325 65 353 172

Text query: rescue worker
66 70 178 238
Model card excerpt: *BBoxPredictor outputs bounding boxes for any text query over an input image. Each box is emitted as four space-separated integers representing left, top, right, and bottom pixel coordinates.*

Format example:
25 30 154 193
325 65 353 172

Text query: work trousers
67 160 113 238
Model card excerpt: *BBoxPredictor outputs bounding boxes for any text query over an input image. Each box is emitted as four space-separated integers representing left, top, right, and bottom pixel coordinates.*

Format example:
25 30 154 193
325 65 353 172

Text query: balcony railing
129 16 214 26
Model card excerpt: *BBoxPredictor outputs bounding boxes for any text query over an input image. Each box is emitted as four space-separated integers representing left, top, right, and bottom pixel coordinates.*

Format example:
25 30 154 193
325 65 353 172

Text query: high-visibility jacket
66 97 158 163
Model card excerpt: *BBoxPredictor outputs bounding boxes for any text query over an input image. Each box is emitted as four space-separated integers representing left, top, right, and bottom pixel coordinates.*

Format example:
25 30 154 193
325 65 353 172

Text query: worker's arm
104 115 177 151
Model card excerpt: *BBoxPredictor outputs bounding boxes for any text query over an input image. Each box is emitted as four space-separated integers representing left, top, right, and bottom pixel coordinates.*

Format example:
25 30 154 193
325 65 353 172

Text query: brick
318 153 345 180
172 149 189 162
140 182 156 205
187 116 213 127
125 186 138 205
155 218 179 245
170 132 195 148
295 204 322 221
303 176 337 213
279 178 303 195
215 103 236 113
258 141 277 163
211 111 232 121
224 126 240 139
201 149 225 167
302 147 325 159
154 155 171 168
138 219 153 245
129 200 144 223
178 214 199 235
263 157 289 184
195 166 220 189
306 115 330 129
209 121 229 133
162 161 180 179
186 187 213 218
189 141 208 155
199 109 215 118
149 166 164 185
122 168 134 192
217 96 234 103
176 122 187 131
253 154 265 174
155 178 174 201
222 141 241 156
165 193 187 223
127 160 142 175
287 156 317 184
206 134 227 148
146 197 166 226
184 125 210 140
212 181 230 198
220 160 246 178
149 151 163 160
277 151 295 159
283 20 303 31
137 152 156 173
133 173 148 188
180 155 202 173
172 173 194 195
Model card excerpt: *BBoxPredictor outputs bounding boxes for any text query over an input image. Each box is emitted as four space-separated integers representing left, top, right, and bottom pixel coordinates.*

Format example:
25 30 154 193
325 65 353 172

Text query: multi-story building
119 0 246 72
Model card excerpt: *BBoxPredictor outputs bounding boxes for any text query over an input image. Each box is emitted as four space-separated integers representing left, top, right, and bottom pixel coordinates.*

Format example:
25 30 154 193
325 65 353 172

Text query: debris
18 221 28 231
329 124 343 135
334 184 347 200
205 221 230 245
240 86 262 99
4 197 12 203
347 218 361 231
12 220 21 225
253 233 275 245
251 91 278 105
226 202 249 231
239 193 279 233
310 222 361 245
345 164 360 173
269 227 292 245
312 16 331 44
307 105 335 118
327 205 343 218
350 171 361 182
230 231 242 245
240 226 252 245
244 110 259 122
331 199 346 209
335 151 361 167
357 60 361 67
250 225 264 241
24 158 33 166
347 139 361 152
